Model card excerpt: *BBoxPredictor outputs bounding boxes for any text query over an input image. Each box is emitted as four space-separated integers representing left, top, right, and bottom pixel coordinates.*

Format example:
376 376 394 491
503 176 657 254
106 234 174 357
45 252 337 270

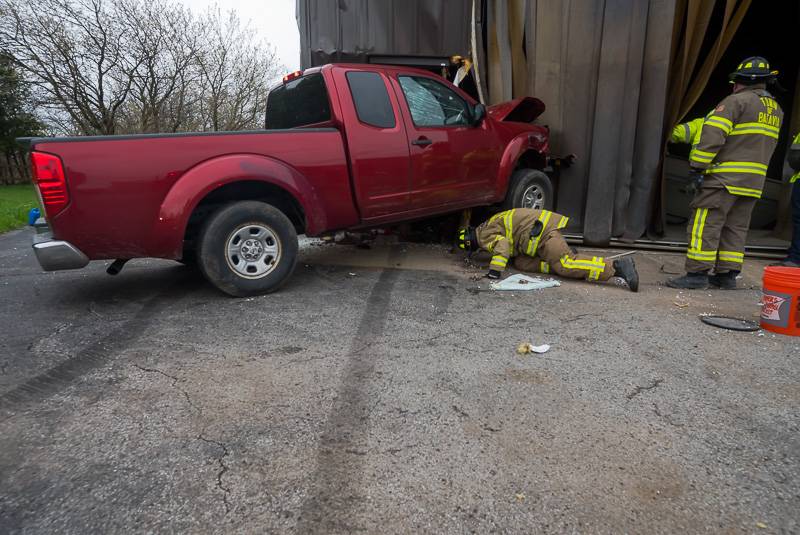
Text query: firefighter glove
687 168 704 194
486 269 502 280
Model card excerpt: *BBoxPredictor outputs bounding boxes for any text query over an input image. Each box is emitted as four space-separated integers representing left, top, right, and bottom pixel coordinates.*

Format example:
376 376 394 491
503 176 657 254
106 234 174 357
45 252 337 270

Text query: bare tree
115 0 203 133
0 0 142 135
196 8 281 132
0 0 283 136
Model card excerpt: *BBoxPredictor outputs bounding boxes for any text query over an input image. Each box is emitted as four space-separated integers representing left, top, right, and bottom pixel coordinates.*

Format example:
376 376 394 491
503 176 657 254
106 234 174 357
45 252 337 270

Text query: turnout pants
685 185 756 273
513 230 614 281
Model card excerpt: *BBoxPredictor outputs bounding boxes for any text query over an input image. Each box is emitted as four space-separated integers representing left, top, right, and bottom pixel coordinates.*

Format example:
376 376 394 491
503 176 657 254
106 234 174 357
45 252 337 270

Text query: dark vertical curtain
482 0 753 243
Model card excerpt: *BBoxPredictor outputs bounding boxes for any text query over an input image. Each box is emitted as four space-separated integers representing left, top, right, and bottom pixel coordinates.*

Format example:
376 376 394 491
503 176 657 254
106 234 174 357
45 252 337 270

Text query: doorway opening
664 1 800 248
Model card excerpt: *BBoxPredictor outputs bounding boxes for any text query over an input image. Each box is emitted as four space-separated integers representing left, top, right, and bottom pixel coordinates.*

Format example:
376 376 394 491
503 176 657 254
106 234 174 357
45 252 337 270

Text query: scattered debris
564 313 590 322
492 274 560 291
515 493 526 502
626 378 664 400
673 301 690 308
699 315 760 332
659 264 682 275
348 272 357 277
606 250 636 260
452 405 469 419
517 342 551 354
756 522 767 529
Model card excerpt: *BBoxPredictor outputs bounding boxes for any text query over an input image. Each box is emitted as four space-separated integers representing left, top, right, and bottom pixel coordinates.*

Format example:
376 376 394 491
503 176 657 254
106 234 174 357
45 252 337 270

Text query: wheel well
515 149 547 171
183 181 305 253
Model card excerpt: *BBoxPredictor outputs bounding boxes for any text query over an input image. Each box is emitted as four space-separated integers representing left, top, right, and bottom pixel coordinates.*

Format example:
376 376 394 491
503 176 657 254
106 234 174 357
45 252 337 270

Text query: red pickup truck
24 64 552 296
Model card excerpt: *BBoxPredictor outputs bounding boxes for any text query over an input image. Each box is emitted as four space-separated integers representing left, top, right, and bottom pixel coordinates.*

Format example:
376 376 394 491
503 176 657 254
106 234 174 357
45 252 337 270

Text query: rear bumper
32 222 89 271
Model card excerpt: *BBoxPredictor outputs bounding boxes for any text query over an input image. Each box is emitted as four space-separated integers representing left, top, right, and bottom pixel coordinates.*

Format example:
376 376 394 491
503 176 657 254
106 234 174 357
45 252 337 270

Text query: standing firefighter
668 57 784 290
458 208 639 292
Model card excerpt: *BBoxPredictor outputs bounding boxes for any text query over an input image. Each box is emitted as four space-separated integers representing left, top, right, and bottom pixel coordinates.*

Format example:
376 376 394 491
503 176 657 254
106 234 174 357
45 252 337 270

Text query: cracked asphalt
1 227 799 534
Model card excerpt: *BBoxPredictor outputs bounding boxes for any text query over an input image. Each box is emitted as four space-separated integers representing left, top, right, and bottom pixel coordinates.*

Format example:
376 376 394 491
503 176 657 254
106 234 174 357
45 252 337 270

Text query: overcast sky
178 0 300 71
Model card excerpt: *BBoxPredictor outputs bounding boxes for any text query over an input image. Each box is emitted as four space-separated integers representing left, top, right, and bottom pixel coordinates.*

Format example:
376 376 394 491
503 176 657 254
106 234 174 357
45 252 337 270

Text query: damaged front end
487 96 546 124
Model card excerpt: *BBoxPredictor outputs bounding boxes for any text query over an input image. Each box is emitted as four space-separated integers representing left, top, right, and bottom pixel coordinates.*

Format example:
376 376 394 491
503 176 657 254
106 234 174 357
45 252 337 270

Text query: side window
398 76 471 127
265 73 331 129
346 71 396 128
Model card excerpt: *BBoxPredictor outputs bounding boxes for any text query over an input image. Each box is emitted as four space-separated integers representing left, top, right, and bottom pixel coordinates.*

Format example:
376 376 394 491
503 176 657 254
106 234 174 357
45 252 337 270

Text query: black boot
709 270 738 290
666 272 709 289
613 257 639 292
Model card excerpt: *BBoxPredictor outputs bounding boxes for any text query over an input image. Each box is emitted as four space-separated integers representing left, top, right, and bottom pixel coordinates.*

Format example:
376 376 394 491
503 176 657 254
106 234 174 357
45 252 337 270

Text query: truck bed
27 129 359 259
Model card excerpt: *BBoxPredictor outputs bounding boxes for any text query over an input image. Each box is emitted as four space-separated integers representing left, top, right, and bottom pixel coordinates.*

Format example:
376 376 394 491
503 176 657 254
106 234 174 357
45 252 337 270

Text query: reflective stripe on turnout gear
728 122 780 139
688 207 716 261
690 148 717 165
718 250 744 264
504 210 515 252
690 208 709 251
525 210 552 257
540 261 550 273
559 255 606 281
706 161 768 175
490 255 508 269
705 160 769 198
704 115 733 135
487 235 502 252
722 185 763 198
681 123 691 143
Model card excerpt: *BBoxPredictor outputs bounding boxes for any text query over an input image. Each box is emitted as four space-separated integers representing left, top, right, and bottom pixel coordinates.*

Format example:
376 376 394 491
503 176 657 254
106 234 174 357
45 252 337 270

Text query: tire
197 201 298 297
502 168 554 211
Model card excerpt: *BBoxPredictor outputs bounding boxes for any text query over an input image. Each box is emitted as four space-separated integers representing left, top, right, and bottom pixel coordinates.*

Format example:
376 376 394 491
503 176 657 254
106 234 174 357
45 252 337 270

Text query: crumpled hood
487 97 546 123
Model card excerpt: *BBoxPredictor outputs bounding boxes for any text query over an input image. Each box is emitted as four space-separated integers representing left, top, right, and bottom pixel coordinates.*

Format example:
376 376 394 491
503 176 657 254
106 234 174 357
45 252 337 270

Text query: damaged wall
487 0 676 244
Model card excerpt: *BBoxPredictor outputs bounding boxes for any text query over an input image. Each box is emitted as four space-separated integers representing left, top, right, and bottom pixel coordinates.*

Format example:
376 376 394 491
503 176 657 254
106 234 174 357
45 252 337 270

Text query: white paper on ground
530 344 550 353
491 274 561 291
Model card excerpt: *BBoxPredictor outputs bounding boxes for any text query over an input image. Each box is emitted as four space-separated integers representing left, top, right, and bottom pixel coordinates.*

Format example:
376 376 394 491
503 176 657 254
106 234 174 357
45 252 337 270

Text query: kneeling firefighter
458 208 639 292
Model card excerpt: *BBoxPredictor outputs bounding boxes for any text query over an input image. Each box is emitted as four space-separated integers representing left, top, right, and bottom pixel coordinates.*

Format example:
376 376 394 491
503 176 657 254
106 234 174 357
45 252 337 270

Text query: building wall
493 0 676 243
297 0 471 68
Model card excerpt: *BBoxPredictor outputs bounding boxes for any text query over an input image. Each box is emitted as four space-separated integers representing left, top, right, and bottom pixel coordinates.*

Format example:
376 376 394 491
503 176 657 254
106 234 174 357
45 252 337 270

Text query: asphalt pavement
0 227 798 534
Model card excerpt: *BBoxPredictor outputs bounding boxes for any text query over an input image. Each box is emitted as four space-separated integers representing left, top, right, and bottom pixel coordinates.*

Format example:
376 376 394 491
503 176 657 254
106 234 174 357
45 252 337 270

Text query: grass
0 184 40 234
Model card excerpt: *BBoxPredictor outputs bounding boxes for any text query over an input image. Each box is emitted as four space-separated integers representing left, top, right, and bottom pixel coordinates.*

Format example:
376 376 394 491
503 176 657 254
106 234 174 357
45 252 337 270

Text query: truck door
331 69 411 219
391 74 501 211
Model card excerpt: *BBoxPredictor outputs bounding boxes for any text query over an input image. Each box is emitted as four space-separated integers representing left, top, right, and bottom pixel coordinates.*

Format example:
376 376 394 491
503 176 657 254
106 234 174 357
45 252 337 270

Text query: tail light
30 151 69 218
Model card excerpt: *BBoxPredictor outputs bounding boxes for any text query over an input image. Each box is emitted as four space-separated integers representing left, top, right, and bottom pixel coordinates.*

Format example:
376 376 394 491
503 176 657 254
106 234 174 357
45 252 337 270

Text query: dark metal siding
297 0 472 68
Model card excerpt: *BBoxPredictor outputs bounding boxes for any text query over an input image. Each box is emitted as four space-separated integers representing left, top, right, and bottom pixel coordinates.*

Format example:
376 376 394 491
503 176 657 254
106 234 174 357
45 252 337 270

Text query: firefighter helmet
729 56 778 83
457 227 479 251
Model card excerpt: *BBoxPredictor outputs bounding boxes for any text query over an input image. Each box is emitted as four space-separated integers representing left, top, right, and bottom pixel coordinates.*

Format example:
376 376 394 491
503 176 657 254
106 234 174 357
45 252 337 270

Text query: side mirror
471 104 486 127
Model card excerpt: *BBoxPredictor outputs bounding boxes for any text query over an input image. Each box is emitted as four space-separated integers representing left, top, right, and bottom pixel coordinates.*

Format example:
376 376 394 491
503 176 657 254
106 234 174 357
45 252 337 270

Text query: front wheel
502 168 554 211
197 201 298 297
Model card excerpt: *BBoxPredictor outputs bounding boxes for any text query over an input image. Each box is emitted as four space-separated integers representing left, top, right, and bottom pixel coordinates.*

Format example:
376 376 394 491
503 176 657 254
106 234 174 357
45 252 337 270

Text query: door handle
411 137 432 147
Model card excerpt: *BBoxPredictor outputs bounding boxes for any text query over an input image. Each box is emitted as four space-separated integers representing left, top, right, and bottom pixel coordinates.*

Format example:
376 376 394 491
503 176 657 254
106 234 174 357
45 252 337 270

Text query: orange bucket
761 266 800 336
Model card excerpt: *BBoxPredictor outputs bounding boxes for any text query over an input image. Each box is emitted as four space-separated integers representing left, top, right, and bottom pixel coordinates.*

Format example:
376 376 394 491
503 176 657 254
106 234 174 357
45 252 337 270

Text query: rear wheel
197 201 298 297
502 168 554 211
